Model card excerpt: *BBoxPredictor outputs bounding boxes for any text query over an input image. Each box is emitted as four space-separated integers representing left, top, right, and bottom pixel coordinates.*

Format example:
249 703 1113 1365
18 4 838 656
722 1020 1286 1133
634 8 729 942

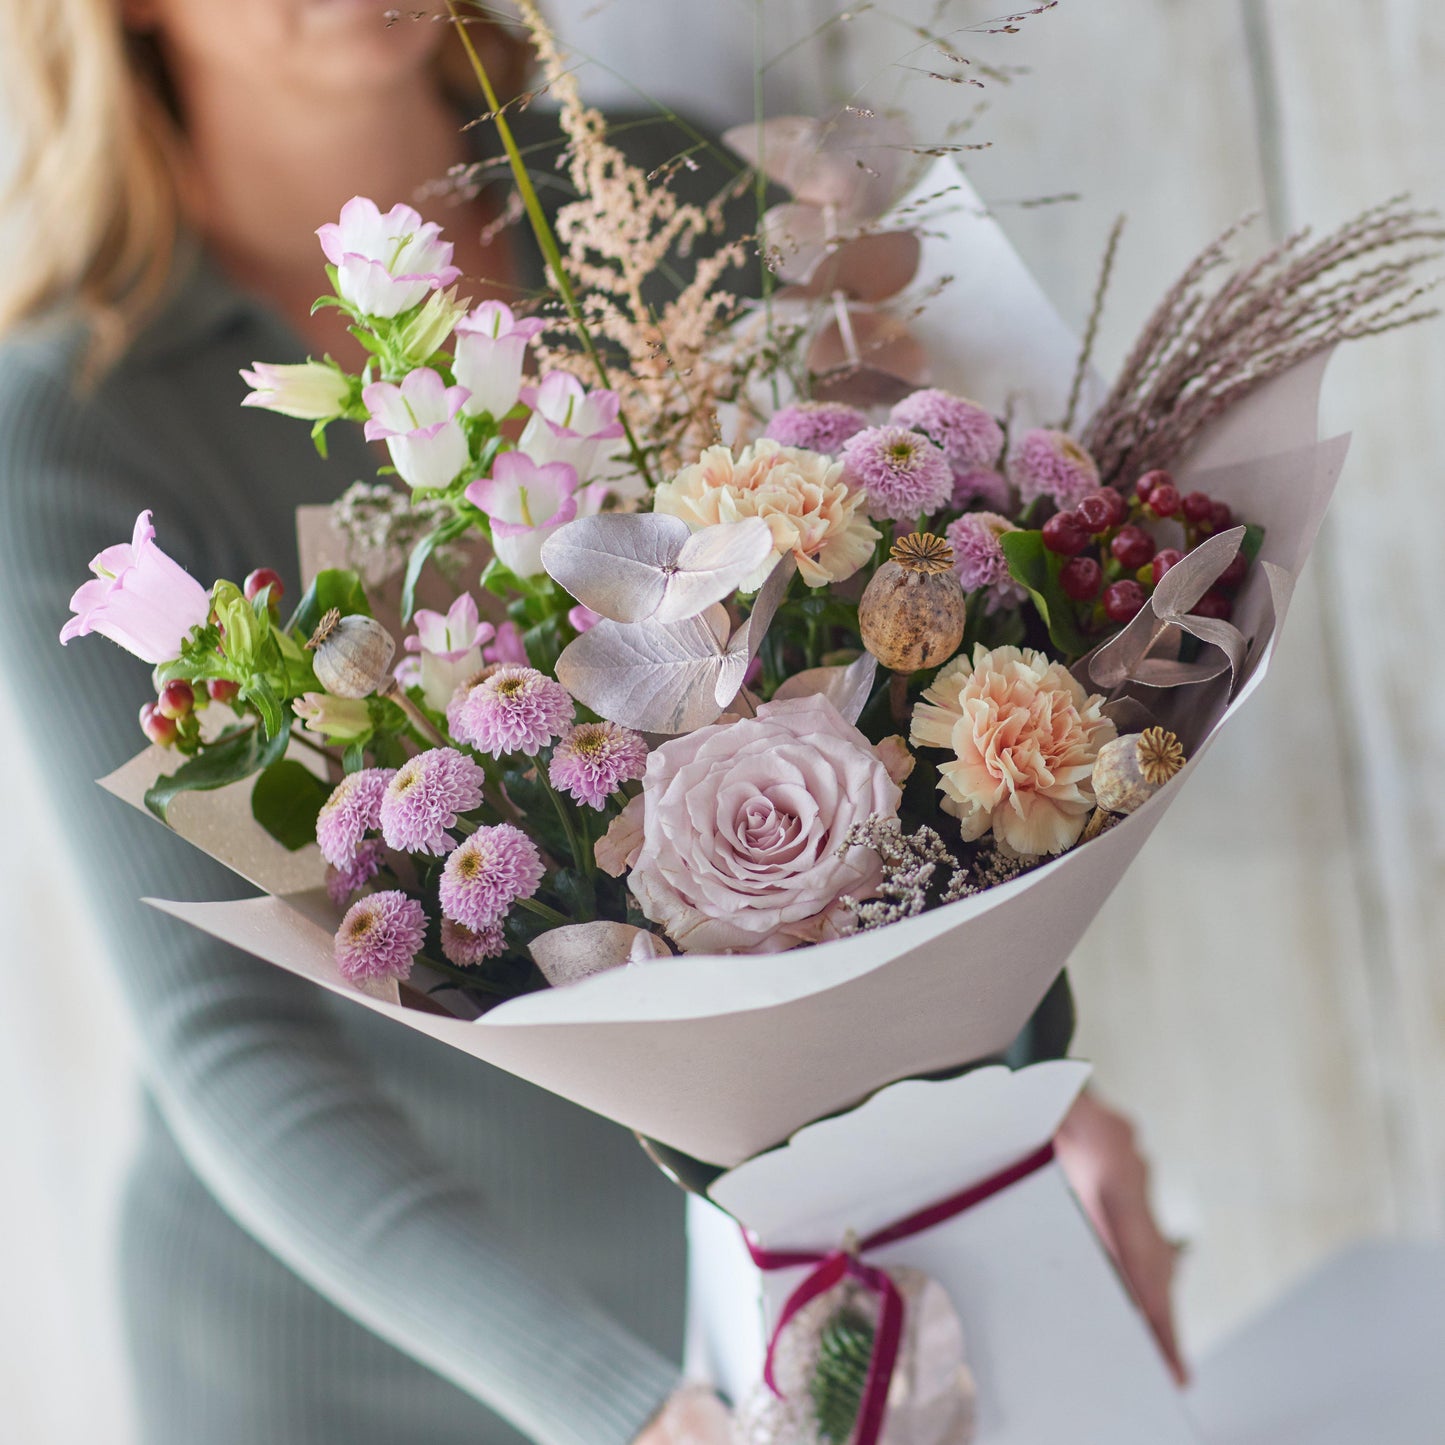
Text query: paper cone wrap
102 162 1348 1168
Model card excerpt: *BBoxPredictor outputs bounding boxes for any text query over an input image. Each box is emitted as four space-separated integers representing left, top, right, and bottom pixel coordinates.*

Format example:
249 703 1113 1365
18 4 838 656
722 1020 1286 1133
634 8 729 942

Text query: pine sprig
810 1305 876 1445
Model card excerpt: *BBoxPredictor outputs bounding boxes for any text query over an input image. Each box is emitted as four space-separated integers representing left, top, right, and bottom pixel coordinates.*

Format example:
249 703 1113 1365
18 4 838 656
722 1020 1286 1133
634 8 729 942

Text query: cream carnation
625 695 902 954
655 440 879 591
910 645 1116 856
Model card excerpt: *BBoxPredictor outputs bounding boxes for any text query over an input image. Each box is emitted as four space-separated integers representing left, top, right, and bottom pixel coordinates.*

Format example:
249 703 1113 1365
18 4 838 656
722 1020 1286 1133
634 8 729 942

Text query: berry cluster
1040 470 1248 628
139 568 281 748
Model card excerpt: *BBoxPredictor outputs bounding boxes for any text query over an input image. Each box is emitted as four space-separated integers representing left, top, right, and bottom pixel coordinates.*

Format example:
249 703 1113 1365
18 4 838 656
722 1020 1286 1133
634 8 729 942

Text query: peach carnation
655 440 879 591
910 644 1116 857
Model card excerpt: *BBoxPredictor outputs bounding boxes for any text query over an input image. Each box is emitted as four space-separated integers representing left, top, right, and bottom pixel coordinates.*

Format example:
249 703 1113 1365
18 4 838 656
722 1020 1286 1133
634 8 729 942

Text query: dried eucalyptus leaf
540 513 689 622
771 652 878 725
540 514 772 626
658 519 774 624
555 605 735 734
530 921 670 988
719 558 796 706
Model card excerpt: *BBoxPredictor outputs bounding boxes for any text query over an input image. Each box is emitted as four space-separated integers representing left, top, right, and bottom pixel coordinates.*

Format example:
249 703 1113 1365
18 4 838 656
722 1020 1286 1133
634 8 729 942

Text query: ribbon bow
743 1141 1056 1445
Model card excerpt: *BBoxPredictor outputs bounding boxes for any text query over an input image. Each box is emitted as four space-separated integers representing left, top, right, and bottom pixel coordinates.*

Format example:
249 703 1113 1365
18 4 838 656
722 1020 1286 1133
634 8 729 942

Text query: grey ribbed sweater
0 248 688 1444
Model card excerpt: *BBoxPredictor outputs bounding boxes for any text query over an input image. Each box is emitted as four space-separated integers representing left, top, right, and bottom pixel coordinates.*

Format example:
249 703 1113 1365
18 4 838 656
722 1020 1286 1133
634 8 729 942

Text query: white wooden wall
533 0 1445 1354
3 1 1441 1437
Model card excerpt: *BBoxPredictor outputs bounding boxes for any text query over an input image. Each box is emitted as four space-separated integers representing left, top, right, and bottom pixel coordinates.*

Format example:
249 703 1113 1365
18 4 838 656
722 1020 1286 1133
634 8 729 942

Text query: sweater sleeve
0 346 680 1445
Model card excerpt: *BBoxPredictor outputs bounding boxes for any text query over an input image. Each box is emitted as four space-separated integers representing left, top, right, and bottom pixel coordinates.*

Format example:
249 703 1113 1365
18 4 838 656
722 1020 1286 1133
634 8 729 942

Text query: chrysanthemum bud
858 533 968 674
307 609 395 699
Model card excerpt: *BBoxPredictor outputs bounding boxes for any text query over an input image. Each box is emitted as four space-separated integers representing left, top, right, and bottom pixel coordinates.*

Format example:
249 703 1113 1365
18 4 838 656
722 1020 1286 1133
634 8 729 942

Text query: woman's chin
296 5 444 82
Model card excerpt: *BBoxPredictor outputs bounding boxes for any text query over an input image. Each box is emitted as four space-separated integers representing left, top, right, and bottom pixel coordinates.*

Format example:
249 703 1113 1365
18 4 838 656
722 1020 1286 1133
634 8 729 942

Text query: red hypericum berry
1060 555 1103 601
1210 500 1234 533
156 680 194 720
1076 488 1126 533
1182 490 1215 526
1146 481 1182 518
1136 468 1173 502
1192 590 1234 621
207 678 241 704
1041 510 1090 557
1218 550 1249 589
1110 524 1156 571
244 567 285 604
1103 579 1147 623
139 701 178 747
1150 547 1185 586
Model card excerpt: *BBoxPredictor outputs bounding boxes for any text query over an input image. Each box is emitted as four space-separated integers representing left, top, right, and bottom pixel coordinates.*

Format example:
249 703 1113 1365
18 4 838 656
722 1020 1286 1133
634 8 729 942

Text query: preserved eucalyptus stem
1082 196 1444 485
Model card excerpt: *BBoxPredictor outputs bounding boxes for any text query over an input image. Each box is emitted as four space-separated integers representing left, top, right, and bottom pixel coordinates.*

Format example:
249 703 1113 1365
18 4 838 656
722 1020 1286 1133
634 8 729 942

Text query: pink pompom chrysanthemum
951 467 1012 513
449 665 574 758
441 918 506 968
316 767 395 869
326 837 386 908
946 512 1029 614
1008 428 1100 509
333 890 427 984
548 722 649 809
438 824 545 932
840 425 953 523
764 401 868 455
379 748 486 855
889 389 1004 472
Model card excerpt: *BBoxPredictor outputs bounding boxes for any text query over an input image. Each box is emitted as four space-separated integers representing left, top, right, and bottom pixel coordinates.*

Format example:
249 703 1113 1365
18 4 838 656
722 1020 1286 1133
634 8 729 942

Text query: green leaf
250 757 334 851
343 742 366 774
286 568 372 639
242 675 285 739
1000 530 1091 661
401 515 470 624
144 718 292 824
1241 522 1266 566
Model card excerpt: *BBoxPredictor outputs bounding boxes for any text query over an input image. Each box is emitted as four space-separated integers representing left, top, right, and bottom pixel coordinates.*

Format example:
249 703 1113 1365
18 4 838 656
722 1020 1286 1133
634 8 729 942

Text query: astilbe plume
511 0 746 475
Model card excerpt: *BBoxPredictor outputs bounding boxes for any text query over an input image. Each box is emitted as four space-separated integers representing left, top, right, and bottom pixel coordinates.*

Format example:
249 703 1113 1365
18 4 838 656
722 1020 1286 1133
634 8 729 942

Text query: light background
3 1 1441 1439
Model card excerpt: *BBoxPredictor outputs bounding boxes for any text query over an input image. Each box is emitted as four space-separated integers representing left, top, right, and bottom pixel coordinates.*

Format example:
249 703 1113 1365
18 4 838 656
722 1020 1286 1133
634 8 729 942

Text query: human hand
1055 1088 1188 1385
633 1384 733 1445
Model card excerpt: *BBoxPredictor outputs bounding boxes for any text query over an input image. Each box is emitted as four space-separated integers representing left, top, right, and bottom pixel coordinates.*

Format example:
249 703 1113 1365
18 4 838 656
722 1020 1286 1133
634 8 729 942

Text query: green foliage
144 718 292 824
810 1305 876 1445
250 758 334 851
286 567 372 640
401 515 472 624
1000 530 1091 661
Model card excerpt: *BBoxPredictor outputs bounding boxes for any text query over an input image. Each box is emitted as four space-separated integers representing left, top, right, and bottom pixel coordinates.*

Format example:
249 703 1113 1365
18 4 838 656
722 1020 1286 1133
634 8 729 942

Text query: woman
0 3 1180 1440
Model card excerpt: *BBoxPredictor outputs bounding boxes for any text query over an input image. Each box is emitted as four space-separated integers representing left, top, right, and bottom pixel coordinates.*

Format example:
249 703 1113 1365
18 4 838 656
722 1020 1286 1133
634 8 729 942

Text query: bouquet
59 8 1438 1441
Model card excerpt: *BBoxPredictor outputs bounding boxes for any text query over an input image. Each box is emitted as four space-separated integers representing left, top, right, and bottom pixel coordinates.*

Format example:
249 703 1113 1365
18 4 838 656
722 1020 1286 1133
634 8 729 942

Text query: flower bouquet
60 9 1438 1441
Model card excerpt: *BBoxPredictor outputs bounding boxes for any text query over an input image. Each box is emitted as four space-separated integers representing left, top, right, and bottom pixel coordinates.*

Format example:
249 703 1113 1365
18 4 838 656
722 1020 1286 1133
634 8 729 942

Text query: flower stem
517 896 571 928
537 763 594 883
382 680 452 751
444 1 655 489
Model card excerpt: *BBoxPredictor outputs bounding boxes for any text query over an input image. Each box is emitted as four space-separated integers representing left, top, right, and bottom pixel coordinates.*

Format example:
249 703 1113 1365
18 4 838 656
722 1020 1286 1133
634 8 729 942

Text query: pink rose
623 695 903 954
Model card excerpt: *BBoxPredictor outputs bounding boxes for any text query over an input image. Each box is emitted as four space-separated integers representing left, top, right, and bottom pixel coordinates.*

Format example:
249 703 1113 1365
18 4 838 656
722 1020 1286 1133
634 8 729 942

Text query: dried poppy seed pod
858 532 967 674
1092 726 1186 815
306 608 395 699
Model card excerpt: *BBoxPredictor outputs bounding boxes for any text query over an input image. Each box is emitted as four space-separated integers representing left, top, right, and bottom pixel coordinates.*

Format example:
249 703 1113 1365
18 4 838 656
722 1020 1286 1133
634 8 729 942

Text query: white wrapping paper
102 163 1348 1168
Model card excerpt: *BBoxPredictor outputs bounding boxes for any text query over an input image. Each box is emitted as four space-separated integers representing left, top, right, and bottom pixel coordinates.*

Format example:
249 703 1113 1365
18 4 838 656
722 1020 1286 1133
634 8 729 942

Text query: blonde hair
0 0 532 371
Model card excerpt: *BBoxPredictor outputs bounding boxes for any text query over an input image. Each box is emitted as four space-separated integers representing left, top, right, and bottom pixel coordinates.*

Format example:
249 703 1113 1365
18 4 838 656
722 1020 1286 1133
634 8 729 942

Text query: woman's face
126 0 446 98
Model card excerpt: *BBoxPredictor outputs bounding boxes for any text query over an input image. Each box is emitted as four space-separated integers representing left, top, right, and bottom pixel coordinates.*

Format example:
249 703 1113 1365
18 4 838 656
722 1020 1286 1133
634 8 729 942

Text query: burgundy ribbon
743 1141 1056 1445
